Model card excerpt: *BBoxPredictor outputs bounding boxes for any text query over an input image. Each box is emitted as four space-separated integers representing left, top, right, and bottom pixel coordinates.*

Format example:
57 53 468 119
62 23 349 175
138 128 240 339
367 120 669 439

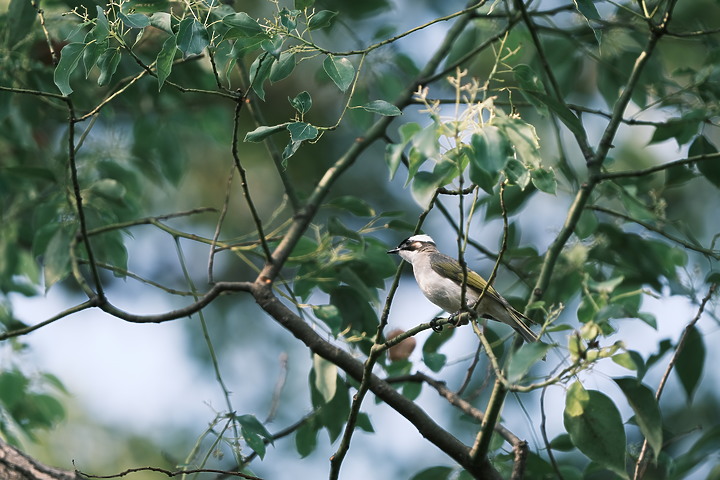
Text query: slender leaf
675 325 705 402
244 123 289 142
6 0 37 47
360 100 401 116
614 377 663 461
156 35 177 90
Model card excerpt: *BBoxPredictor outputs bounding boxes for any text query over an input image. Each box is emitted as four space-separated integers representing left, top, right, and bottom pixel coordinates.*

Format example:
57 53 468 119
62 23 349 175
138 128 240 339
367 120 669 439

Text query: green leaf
96 48 121 86
313 305 342 336
531 167 557 194
93 6 110 42
471 127 512 173
289 91 312 114
308 10 337 30
313 354 337 403
574 0 601 20
494 115 542 168
156 35 177 90
44 226 74 290
176 18 209 56
385 143 404 181
549 433 575 451
238 414 272 459
564 381 628 479
410 466 454 480
287 122 318 142
674 325 704 402
328 216 361 241
282 140 302 163
323 55 354 92
269 51 296 82
222 12 265 36
295 417 319 457
507 342 551 383
6 0 37 47
244 123 289 142
689 135 720 188
149 12 173 34
423 352 447 372
360 100 402 116
54 43 86 96
504 158 530 189
613 377 663 461
327 196 374 216
118 12 150 28
249 53 275 100
82 39 104 79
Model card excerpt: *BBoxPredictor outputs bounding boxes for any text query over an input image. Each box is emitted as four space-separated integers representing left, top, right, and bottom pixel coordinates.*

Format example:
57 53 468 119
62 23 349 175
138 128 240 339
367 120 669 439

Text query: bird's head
387 234 437 263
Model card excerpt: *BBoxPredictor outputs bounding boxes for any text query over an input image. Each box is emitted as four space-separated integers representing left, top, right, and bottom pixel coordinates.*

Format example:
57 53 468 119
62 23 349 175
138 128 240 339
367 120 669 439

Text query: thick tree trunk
0 439 83 480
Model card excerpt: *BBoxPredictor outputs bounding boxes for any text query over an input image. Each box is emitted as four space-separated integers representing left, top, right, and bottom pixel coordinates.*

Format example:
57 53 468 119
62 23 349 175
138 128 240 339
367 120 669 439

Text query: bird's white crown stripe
408 234 435 243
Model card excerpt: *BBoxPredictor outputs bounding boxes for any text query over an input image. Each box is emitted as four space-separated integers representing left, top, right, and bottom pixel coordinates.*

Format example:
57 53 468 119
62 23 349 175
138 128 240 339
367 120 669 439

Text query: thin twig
0 301 95 340
209 166 236 284
587 205 719 260
540 385 565 480
231 99 273 263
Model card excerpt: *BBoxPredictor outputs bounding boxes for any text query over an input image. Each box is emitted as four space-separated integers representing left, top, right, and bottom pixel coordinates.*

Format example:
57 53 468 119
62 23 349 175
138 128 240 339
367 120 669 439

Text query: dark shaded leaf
675 325 704 402
614 377 662 460
176 18 208 56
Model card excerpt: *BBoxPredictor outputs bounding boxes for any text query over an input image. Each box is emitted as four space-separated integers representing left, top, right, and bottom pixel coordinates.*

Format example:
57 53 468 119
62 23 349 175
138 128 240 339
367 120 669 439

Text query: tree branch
251 281 501 479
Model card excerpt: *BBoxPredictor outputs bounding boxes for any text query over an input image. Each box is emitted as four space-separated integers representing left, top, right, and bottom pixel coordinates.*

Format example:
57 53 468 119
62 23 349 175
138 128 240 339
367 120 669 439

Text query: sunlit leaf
313 354 337 403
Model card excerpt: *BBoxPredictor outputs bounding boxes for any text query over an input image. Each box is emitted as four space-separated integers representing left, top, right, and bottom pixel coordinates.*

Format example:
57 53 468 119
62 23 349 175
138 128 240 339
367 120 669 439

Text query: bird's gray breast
411 256 466 313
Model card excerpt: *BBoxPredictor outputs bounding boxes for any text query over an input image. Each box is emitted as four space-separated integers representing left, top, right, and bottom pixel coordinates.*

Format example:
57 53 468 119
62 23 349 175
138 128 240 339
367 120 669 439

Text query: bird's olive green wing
430 254 506 303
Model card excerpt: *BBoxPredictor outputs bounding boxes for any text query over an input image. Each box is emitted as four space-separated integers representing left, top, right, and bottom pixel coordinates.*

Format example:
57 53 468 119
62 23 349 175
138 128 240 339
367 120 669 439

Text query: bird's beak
387 247 399 254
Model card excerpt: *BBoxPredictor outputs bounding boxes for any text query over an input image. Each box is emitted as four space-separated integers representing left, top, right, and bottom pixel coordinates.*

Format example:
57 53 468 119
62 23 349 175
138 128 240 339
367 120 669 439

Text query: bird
387 234 538 343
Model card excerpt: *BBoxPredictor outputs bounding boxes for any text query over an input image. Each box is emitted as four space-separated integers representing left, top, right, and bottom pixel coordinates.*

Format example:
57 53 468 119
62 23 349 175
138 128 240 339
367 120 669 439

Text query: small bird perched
388 234 538 343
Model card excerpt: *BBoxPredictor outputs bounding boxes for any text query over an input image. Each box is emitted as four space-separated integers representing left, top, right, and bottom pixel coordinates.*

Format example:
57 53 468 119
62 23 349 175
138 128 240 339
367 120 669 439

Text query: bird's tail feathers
508 308 539 343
